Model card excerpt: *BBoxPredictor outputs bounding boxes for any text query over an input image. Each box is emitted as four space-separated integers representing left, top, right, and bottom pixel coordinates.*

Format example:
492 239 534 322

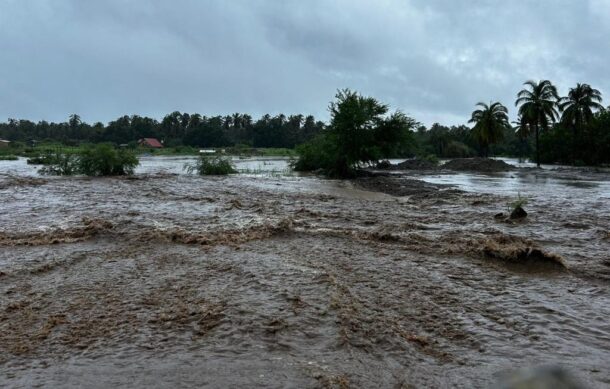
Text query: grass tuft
185 156 237 175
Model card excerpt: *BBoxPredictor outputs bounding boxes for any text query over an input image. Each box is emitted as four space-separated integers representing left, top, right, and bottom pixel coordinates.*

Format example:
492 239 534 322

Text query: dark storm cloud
1 0 609 126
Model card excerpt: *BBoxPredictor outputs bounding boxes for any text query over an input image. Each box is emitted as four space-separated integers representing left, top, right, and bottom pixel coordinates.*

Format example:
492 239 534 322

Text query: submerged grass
185 156 237 175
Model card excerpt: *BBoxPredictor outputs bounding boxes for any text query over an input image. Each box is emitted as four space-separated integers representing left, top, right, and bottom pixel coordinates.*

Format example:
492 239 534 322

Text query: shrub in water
39 144 139 176
38 153 80 176
185 156 236 175
291 135 335 173
27 151 61 165
78 144 139 176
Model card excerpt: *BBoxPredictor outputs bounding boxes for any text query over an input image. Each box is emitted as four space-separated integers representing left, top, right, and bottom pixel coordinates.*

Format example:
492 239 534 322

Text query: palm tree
558 83 604 164
515 80 559 167
513 116 530 140
513 116 530 162
68 114 81 128
468 102 510 157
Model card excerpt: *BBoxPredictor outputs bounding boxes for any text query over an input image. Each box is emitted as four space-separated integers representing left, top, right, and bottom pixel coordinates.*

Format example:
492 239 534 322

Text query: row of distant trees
0 112 326 149
1 81 609 165
467 80 609 166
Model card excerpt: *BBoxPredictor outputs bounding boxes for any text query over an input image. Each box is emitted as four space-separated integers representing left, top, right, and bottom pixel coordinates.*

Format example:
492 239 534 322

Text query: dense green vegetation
414 80 609 166
39 144 138 176
0 112 325 149
1 80 609 168
185 156 237 175
293 89 417 177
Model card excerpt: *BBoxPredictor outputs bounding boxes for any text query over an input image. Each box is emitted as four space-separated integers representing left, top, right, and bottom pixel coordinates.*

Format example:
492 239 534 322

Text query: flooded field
1 157 609 388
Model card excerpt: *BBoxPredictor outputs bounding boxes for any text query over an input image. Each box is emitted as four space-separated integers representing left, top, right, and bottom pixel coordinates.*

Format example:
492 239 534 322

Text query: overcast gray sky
1 0 608 126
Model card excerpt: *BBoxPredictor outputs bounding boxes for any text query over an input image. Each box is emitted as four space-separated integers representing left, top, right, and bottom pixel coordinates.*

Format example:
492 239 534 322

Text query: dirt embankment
376 157 514 173
442 158 515 172
377 159 438 171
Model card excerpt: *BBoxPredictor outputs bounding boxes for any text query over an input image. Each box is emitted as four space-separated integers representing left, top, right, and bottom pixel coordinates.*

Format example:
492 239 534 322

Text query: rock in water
510 206 528 220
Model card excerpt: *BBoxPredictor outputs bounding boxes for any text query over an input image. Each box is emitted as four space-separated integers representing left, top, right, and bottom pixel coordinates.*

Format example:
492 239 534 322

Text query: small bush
508 193 528 213
79 144 139 176
185 156 236 175
291 135 335 173
39 144 139 176
27 151 61 165
38 154 80 176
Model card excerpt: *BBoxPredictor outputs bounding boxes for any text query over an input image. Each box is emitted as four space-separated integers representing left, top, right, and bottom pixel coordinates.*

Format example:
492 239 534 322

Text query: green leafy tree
515 80 559 167
558 83 604 164
294 89 416 177
468 102 509 157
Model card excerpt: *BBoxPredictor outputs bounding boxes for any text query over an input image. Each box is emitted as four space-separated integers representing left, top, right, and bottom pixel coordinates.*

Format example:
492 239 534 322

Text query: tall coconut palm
513 116 530 140
515 80 559 167
468 102 510 157
558 83 604 164
513 116 530 162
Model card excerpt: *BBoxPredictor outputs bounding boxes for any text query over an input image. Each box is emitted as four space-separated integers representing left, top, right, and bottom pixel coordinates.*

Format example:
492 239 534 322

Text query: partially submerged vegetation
185 156 237 175
508 193 529 220
39 144 138 176
0 155 18 161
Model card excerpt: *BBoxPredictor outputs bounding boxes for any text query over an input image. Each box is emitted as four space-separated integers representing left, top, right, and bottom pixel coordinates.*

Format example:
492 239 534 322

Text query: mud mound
394 158 438 170
376 159 438 170
375 160 393 169
478 234 566 268
443 158 514 172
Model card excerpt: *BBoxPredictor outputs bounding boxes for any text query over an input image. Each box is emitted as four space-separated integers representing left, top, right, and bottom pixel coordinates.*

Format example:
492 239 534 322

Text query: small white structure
199 149 216 154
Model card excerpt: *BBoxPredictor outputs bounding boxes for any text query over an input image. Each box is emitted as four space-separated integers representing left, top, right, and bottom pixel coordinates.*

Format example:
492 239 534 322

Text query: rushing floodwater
1 156 609 388
3 155 609 200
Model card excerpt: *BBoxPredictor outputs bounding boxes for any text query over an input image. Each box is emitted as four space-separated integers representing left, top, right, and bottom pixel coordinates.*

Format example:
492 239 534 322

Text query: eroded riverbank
1 162 609 388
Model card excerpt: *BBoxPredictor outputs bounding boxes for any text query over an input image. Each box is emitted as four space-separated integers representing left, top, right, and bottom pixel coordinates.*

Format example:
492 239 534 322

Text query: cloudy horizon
1 0 609 127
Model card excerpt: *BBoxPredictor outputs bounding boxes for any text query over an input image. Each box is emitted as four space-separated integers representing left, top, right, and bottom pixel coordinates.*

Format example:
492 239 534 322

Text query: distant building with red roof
138 138 164 148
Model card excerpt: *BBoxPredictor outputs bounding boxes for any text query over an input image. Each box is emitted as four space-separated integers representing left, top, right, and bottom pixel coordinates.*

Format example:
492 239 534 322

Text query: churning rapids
1 156 609 388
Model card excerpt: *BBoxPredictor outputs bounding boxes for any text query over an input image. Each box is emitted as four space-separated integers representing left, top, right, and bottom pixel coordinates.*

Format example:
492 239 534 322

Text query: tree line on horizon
1 80 609 166
0 112 326 150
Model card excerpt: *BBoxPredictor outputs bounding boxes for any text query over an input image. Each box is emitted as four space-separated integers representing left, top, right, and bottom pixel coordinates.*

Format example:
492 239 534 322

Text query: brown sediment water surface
0 157 609 388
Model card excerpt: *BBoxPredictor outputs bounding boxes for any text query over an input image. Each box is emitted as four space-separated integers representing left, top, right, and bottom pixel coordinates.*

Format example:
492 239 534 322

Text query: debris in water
479 234 566 268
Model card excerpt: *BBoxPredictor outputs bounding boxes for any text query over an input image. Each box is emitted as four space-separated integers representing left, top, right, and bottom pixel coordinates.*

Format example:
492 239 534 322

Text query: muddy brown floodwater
0 158 609 388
